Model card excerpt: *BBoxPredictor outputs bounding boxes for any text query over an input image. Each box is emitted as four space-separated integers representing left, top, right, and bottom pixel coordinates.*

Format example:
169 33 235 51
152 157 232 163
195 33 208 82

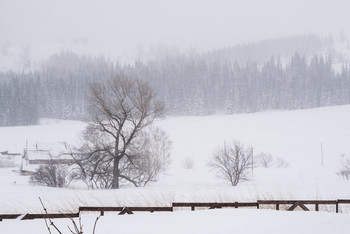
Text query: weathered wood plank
257 200 337 205
287 202 300 211
0 214 21 221
79 207 123 212
172 202 258 208
125 207 173 212
80 206 172 213
298 203 310 211
286 202 309 211
337 199 350 204
21 213 79 220
118 208 134 215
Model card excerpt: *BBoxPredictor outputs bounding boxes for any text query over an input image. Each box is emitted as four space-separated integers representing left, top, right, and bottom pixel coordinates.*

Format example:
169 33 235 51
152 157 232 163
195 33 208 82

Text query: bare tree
71 125 171 189
78 74 167 189
119 127 171 187
208 140 254 186
68 127 114 189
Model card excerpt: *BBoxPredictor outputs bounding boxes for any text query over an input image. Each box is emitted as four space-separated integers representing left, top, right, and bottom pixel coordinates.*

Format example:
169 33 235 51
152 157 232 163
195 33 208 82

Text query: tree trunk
112 157 120 189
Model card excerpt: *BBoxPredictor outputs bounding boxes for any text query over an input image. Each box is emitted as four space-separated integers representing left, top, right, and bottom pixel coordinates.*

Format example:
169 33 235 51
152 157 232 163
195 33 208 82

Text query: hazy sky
1 0 350 51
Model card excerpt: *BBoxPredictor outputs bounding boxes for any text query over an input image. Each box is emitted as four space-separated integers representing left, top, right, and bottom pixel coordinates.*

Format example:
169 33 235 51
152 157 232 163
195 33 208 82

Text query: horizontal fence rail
257 200 338 212
0 214 21 221
0 213 79 221
1 199 350 222
79 206 173 215
172 202 258 211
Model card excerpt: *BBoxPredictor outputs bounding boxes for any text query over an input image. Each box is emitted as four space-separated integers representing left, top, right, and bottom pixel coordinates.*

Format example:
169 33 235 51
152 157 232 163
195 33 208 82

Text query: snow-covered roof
24 150 72 161
24 150 51 160
31 142 68 155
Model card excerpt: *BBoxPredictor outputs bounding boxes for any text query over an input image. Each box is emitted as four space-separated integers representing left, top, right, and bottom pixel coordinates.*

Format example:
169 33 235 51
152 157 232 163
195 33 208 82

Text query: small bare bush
338 155 350 180
274 157 289 168
208 140 254 186
181 157 195 169
31 161 70 187
256 153 289 168
256 153 273 168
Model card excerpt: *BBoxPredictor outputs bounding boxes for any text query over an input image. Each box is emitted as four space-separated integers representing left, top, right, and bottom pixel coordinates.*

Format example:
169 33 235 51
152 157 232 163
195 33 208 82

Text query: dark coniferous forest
0 34 350 126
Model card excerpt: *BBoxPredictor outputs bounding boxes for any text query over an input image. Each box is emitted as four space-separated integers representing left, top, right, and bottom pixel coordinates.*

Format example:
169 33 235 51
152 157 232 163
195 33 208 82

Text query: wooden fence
1 199 350 222
172 202 258 211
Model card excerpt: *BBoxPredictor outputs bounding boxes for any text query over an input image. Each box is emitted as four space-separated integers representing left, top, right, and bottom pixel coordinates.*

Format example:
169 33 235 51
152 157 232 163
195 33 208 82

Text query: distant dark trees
0 35 350 126
0 52 115 126
0 74 39 126
125 53 350 115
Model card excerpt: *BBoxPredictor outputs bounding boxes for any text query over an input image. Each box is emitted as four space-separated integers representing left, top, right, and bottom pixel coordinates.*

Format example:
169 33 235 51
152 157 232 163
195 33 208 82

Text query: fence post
336 201 339 213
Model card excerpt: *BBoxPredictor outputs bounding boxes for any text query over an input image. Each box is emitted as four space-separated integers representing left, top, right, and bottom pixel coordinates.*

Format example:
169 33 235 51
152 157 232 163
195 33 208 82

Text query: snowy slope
0 105 349 215
0 105 350 233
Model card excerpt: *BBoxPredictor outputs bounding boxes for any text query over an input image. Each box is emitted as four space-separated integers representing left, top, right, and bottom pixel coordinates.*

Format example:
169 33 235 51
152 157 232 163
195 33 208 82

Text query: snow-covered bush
256 153 289 168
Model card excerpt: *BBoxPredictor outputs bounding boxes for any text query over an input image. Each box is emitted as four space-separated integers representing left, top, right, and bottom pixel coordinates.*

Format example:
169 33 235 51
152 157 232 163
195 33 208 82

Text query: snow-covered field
1 105 350 233
1 209 350 234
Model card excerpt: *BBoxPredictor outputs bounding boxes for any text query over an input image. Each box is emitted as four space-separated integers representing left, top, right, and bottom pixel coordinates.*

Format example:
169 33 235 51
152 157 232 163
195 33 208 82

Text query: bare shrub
256 153 289 168
181 157 195 169
31 161 69 188
338 155 350 180
256 153 273 168
208 140 254 186
274 157 290 168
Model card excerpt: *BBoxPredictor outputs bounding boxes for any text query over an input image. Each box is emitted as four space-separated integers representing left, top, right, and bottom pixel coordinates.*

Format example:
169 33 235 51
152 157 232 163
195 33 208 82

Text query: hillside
1 34 350 126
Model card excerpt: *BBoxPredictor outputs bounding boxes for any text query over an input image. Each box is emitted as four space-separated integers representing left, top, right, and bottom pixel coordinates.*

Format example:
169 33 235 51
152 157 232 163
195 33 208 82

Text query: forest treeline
0 35 349 126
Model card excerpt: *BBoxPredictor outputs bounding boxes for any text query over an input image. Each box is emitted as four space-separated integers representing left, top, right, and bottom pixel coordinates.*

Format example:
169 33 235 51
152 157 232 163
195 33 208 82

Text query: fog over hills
1 0 350 58
1 1 350 126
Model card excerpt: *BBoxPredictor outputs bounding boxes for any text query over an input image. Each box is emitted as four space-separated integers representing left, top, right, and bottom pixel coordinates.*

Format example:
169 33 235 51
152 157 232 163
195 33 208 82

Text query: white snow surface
0 105 350 233
1 209 350 234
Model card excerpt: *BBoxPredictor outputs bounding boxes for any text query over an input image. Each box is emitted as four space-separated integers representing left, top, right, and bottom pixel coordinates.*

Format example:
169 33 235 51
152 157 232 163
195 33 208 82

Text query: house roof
24 150 72 160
